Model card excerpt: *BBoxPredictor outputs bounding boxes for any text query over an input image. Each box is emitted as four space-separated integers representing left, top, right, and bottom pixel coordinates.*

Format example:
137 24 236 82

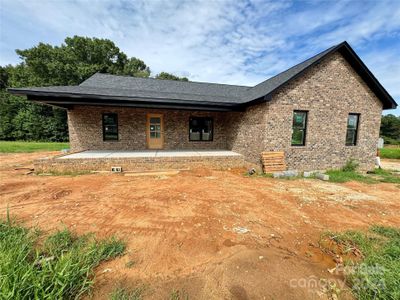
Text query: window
102 113 118 141
291 110 307 146
189 117 213 141
346 113 359 146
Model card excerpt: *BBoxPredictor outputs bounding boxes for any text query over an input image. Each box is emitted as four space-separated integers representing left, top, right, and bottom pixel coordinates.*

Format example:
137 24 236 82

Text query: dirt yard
1 152 399 299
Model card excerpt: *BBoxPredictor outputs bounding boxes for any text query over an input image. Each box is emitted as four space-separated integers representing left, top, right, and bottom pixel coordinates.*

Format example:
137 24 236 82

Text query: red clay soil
1 152 399 299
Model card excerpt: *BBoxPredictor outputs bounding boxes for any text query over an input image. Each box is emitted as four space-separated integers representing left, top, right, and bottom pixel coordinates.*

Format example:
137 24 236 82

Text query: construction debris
273 170 298 178
315 173 330 181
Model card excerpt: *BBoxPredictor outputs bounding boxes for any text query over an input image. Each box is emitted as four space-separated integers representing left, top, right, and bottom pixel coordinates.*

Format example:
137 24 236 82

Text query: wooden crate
261 151 286 173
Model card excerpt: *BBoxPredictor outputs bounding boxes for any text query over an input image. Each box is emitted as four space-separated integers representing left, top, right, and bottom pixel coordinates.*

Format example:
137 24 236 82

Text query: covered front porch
35 150 246 173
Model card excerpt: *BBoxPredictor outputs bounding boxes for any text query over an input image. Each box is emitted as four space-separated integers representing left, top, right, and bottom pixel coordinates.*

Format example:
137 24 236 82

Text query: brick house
9 42 397 172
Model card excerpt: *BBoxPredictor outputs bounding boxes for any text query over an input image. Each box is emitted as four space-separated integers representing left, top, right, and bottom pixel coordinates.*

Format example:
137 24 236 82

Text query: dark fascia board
26 95 245 112
10 89 240 107
245 41 397 109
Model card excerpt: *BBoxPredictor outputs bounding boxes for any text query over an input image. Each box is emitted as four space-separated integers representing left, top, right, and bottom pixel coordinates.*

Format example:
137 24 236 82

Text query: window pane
292 129 304 145
150 117 160 124
346 129 356 145
347 115 358 129
202 119 212 141
189 117 213 141
346 114 359 145
190 130 201 141
150 131 156 138
103 113 118 141
293 112 306 128
291 111 307 145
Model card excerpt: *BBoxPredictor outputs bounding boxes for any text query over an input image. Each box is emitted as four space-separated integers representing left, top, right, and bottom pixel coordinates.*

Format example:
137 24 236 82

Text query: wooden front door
146 114 164 149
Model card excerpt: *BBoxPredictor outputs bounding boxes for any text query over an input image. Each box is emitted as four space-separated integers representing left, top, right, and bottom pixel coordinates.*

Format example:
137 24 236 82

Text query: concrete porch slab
59 150 242 159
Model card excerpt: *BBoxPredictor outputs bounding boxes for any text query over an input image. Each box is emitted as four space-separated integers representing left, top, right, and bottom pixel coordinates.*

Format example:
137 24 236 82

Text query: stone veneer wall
68 107 229 152
227 52 383 171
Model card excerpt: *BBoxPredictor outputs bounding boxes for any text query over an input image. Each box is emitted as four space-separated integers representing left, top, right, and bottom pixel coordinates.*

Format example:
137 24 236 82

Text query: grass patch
325 170 377 184
380 147 400 159
109 286 145 300
322 226 400 300
0 141 69 153
0 218 125 299
170 289 189 300
368 168 400 184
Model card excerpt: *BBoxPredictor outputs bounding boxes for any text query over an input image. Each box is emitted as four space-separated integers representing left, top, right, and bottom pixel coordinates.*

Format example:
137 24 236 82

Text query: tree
121 57 151 78
1 36 189 142
155 72 188 81
380 114 400 144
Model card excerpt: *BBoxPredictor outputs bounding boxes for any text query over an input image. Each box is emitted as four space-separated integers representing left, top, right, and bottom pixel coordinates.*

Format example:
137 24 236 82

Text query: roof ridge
81 72 251 88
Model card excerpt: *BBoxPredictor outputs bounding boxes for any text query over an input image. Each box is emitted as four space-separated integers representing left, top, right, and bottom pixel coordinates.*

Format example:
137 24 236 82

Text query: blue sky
0 0 399 115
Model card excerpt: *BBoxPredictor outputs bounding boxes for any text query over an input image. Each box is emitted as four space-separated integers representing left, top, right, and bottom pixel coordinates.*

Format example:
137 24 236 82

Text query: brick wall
227 52 383 171
68 107 229 151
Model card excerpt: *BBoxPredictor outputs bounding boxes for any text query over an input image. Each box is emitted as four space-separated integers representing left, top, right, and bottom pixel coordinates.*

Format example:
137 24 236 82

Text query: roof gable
244 41 397 109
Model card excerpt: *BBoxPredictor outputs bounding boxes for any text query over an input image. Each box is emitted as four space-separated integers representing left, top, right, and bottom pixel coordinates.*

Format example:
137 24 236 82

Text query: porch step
261 151 287 173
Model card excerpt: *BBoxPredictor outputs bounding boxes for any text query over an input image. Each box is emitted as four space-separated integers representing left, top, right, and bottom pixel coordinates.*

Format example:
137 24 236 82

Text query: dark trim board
27 95 246 112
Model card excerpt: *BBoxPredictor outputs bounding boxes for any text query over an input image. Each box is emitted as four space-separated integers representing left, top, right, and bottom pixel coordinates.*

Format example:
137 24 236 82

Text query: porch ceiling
58 150 242 159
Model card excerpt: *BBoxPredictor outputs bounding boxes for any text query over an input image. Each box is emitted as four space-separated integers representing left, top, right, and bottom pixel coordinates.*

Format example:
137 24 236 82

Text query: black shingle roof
8 41 397 110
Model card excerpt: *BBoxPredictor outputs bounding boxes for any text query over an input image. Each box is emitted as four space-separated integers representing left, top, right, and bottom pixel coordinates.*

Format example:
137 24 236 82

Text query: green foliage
0 219 125 299
380 147 400 159
381 136 400 145
342 159 359 172
380 114 400 144
0 141 69 152
1 36 188 142
324 226 400 300
155 72 188 81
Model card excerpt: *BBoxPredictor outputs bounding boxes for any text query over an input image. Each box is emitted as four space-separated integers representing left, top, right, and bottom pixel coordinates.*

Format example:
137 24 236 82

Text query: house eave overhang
7 89 244 112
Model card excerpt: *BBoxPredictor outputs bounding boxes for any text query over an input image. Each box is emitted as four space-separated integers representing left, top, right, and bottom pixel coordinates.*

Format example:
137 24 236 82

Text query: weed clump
0 219 125 299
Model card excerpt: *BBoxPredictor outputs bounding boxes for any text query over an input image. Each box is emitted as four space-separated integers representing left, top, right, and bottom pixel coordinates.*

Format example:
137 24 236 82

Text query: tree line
0 36 188 141
380 114 400 145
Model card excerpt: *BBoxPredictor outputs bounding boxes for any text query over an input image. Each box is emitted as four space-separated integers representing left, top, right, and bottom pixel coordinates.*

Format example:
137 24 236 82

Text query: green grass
369 168 400 184
109 286 145 300
170 289 189 300
325 170 378 184
380 147 400 159
325 168 400 185
0 218 125 299
322 226 400 300
0 141 69 153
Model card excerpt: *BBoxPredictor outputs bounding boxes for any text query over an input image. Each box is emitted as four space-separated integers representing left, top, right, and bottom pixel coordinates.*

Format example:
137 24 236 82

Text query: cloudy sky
0 0 399 115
